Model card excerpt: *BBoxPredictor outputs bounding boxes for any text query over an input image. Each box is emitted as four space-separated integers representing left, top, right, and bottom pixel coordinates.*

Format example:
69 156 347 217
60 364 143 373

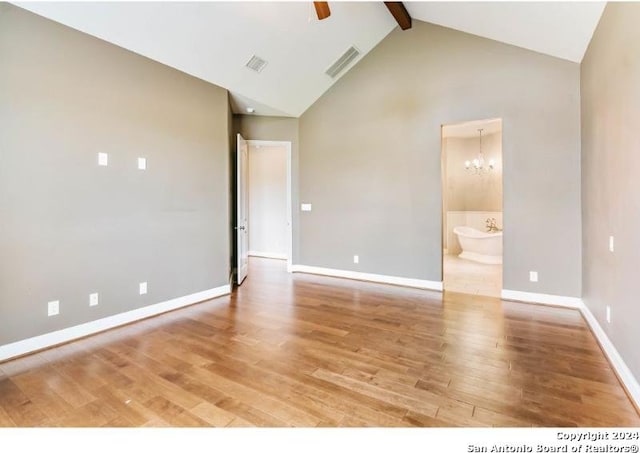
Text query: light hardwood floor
0 257 638 427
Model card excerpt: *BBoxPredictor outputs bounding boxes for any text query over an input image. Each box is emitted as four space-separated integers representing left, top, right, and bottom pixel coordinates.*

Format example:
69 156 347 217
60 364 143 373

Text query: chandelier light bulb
464 127 496 175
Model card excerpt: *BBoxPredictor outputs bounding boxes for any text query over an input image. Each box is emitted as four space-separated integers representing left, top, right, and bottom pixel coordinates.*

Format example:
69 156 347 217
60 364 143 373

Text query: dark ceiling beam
384 2 412 30
314 2 331 20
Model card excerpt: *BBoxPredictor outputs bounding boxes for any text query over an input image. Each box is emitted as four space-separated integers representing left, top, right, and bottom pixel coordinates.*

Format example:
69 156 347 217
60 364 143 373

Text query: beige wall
299 20 581 296
0 4 231 345
581 3 640 380
444 132 503 212
248 144 288 256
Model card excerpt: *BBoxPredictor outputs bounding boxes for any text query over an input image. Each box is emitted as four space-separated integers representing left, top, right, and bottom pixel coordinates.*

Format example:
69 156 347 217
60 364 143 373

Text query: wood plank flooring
0 257 638 427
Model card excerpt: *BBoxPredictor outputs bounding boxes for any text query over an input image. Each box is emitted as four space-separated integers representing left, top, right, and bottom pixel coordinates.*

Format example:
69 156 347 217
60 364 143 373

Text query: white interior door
237 133 249 285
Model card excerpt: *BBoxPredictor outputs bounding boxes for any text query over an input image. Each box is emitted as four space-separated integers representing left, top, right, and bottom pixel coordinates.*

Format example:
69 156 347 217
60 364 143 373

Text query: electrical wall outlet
98 152 108 166
353 255 359 264
48 300 60 317
89 293 99 307
301 203 312 212
529 271 538 283
139 282 148 295
606 305 611 324
137 157 147 170
609 236 615 252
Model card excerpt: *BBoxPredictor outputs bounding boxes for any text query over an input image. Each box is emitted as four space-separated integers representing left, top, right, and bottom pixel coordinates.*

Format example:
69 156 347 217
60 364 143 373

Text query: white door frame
245 139 293 273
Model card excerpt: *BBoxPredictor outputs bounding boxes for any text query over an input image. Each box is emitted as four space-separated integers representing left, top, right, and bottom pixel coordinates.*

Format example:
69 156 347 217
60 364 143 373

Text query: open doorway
236 135 292 285
441 119 503 297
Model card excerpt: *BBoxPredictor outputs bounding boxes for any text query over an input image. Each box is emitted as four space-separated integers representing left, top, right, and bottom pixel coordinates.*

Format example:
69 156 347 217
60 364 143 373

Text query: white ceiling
15 1 397 117
442 118 502 138
406 2 605 63
15 2 605 118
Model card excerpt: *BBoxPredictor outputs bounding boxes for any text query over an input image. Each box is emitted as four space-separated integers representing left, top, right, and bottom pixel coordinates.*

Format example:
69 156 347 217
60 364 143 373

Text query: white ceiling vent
325 46 360 78
245 55 268 73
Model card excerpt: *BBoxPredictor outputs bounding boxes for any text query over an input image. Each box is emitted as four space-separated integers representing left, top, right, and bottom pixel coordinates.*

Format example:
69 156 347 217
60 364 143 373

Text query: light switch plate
138 157 147 170
301 203 312 212
89 293 99 307
609 236 615 252
98 152 108 166
48 300 60 317
139 282 148 295
606 305 611 324
529 271 538 283
353 255 359 264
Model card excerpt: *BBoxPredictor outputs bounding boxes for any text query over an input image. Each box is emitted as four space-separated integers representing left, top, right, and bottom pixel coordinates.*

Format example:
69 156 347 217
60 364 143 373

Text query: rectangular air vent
246 55 268 73
325 46 360 78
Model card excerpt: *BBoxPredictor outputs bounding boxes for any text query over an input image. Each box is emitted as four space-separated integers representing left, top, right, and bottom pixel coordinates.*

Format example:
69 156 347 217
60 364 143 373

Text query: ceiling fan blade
314 2 331 20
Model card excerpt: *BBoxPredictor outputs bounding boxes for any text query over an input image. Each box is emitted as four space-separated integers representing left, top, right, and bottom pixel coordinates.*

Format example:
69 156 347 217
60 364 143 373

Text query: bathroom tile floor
443 253 502 297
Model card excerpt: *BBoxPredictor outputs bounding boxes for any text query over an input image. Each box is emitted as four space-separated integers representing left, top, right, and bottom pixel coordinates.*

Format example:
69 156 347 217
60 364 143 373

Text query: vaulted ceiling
15 2 606 118
405 2 605 63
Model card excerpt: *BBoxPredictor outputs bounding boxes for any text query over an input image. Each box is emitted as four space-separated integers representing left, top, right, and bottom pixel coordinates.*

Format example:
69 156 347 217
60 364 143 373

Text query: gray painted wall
227 98 235 281
581 3 640 379
299 20 582 296
234 115 300 263
0 5 230 345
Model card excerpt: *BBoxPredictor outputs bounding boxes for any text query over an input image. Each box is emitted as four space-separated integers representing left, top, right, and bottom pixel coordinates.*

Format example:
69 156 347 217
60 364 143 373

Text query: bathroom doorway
441 119 503 297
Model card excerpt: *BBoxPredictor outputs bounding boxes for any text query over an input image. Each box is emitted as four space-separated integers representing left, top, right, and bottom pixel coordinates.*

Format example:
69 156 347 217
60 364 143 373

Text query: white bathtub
453 226 502 264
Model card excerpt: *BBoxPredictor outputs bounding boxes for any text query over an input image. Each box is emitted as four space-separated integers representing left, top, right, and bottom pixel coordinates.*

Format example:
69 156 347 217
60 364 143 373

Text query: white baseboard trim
248 251 287 260
500 288 639 409
291 264 443 291
501 289 582 309
0 285 231 362
579 301 640 411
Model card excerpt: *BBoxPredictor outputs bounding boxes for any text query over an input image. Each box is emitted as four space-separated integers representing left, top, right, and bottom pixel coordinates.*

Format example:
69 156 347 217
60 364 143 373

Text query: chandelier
465 128 495 175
